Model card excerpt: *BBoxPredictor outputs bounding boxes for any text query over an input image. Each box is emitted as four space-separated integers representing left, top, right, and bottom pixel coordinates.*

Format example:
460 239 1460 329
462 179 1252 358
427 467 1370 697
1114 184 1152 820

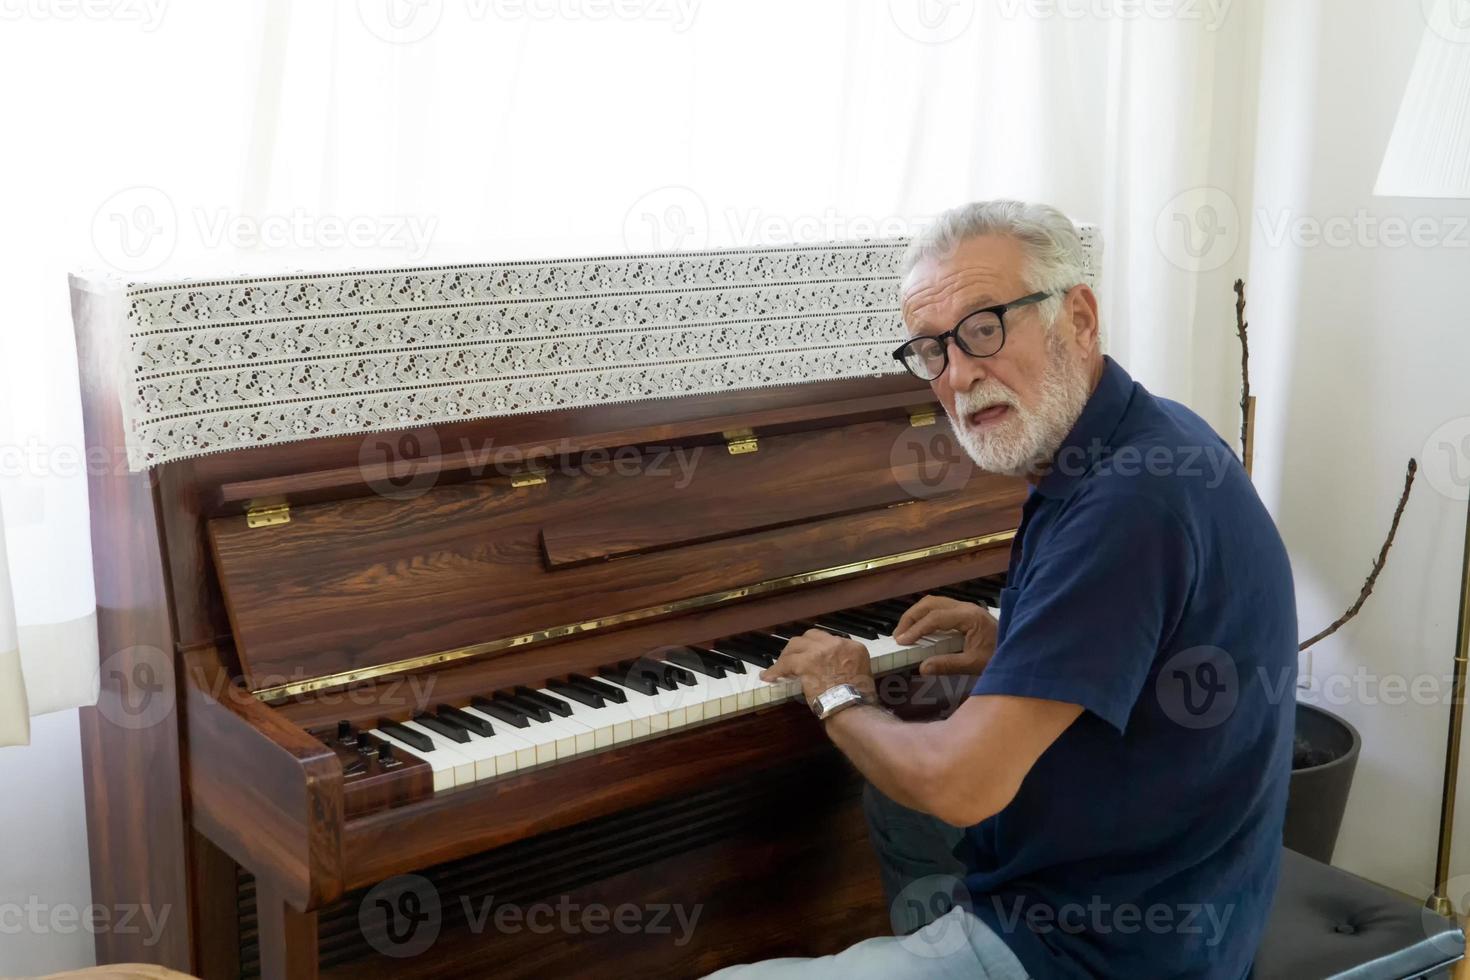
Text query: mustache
954 385 1020 415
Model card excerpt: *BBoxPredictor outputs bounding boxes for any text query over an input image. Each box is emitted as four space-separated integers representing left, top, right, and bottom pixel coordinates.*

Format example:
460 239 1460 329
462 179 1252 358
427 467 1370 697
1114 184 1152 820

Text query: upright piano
69 234 1096 978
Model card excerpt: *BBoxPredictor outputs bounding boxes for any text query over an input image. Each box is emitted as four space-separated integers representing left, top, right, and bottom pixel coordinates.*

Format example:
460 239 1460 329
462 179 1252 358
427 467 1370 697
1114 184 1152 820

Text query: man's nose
942 336 988 392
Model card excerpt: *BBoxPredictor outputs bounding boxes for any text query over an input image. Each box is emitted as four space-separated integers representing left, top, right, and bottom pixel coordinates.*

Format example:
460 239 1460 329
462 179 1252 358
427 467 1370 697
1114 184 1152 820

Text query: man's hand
894 595 999 676
760 629 876 704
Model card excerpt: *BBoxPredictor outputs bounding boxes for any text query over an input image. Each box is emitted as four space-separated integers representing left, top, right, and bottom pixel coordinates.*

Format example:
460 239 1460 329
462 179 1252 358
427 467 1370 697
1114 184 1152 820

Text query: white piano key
552 692 629 749
398 720 480 787
438 715 536 779
461 706 541 770
367 729 457 792
597 678 662 737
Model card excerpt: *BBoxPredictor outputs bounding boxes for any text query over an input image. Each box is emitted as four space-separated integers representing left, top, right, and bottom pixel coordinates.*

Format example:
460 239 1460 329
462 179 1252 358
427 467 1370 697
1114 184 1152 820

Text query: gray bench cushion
1254 849 1465 979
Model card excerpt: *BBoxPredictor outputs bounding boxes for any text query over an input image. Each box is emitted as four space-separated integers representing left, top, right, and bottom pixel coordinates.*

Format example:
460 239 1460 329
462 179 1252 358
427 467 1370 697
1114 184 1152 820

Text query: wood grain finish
69 276 194 969
182 647 344 912
209 424 1010 694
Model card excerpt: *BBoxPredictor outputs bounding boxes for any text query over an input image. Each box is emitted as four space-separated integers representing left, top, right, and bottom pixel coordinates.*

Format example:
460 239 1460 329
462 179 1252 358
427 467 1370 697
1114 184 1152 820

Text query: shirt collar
1034 355 1135 501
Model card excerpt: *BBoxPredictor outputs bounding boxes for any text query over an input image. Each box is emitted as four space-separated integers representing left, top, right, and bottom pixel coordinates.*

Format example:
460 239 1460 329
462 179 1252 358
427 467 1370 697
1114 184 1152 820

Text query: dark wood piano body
70 275 1026 980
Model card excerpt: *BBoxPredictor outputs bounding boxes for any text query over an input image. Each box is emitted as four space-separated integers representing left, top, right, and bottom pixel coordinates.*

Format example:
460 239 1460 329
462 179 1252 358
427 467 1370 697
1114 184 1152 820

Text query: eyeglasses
891 291 1054 382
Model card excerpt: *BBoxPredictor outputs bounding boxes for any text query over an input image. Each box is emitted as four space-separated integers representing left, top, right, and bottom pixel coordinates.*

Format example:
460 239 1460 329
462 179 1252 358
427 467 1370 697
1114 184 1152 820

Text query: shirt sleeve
973 486 1198 733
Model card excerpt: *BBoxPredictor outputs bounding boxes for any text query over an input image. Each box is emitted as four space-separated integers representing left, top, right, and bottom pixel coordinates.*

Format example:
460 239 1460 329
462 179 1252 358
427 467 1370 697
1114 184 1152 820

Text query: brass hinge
245 500 291 528
723 428 759 455
510 467 548 488
909 409 937 428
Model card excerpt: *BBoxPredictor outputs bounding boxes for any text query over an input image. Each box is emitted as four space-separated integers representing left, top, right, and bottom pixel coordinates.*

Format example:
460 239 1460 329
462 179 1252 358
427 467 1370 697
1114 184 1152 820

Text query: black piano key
617 660 672 692
336 720 358 745
667 648 726 679
414 713 471 744
737 632 787 654
569 672 627 704
691 646 745 674
547 679 606 708
845 606 901 632
377 741 398 765
848 604 902 627
496 691 552 723
796 619 852 639
602 664 658 696
471 696 531 728
437 705 494 738
711 638 775 669
814 613 880 640
378 720 434 752
514 686 573 717
663 663 697 687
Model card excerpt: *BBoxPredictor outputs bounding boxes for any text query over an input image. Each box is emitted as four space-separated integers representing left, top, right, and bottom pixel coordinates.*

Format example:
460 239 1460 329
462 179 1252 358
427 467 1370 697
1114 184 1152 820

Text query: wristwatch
810 683 871 721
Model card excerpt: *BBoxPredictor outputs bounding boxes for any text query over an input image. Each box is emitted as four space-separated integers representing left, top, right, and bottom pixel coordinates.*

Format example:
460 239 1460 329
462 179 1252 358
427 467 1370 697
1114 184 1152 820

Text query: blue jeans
703 785 1030 980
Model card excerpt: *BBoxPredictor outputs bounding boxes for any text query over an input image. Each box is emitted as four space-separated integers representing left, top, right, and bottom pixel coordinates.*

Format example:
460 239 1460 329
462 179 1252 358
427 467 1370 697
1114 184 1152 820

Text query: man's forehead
900 260 1022 331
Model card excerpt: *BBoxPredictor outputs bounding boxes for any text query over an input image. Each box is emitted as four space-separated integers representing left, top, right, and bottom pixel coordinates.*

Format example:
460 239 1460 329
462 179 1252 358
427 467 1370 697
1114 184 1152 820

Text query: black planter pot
1283 702 1362 863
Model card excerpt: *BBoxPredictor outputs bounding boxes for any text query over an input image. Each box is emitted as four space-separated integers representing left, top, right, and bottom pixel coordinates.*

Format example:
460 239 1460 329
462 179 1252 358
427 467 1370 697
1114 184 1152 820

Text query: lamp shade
1375 0 1470 199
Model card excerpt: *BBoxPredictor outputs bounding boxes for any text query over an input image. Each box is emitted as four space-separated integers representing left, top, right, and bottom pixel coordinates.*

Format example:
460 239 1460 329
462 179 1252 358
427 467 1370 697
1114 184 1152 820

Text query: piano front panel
210 411 1022 696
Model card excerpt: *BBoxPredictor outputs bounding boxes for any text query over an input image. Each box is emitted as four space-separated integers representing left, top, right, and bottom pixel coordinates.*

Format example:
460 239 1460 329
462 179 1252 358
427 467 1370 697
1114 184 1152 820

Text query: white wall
0 709 96 975
1246 0 1470 898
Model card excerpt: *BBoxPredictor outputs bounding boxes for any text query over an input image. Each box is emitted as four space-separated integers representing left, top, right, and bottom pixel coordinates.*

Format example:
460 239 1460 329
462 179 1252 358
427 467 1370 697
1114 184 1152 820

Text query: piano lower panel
242 758 886 978
337 665 961 891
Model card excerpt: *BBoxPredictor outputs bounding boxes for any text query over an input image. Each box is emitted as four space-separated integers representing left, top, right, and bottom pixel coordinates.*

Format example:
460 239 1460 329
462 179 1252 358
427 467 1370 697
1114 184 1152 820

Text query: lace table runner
115 231 1099 470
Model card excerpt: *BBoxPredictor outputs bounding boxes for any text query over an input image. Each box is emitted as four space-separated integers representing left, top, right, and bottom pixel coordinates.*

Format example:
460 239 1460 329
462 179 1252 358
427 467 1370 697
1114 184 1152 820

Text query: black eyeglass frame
891 290 1055 381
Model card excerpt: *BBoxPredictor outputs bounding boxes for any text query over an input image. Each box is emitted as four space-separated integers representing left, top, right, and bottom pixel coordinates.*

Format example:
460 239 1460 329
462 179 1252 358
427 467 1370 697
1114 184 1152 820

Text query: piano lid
208 409 1024 700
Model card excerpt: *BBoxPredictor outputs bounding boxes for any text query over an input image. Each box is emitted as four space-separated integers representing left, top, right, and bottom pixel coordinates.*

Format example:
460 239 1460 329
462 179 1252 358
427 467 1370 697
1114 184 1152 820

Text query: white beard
949 332 1093 478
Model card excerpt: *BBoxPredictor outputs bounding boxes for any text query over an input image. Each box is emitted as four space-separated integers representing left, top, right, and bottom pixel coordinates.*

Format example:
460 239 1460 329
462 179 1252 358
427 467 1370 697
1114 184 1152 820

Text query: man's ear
1065 285 1101 353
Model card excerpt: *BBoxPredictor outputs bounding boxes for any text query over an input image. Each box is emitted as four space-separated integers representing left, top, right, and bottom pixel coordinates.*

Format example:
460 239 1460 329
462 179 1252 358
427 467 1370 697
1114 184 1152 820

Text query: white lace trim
119 232 1100 469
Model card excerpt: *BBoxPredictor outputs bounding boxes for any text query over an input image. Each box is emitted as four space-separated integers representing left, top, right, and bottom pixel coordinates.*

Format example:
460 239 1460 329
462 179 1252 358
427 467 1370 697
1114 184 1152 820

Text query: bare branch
1235 279 1250 459
1299 459 1419 652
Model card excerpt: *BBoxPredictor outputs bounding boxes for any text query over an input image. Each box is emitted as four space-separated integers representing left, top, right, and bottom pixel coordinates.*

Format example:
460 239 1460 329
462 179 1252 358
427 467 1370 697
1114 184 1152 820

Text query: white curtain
0 0 1256 746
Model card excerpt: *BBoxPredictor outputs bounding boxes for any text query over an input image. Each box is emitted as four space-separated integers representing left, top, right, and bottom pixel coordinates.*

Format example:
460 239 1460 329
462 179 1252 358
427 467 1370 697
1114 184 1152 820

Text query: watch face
818 686 855 713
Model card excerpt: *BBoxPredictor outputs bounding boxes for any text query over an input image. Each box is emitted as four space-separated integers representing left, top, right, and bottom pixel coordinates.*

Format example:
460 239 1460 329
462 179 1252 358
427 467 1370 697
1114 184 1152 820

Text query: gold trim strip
252 529 1016 703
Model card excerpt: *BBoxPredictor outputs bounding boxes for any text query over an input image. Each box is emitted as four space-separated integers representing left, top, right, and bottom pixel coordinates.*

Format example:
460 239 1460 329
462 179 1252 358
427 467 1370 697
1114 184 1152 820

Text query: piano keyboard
335 584 1000 794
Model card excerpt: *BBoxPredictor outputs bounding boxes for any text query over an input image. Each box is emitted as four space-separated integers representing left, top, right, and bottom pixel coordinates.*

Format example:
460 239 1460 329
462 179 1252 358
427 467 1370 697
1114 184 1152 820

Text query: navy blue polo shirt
965 357 1297 980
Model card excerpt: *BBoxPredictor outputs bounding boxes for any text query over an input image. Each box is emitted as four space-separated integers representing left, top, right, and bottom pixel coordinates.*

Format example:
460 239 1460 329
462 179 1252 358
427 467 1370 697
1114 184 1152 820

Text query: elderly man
709 201 1296 979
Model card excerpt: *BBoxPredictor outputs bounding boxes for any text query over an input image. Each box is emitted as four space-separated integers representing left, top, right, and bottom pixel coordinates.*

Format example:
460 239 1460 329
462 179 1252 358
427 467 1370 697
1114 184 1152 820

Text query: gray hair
900 200 1088 327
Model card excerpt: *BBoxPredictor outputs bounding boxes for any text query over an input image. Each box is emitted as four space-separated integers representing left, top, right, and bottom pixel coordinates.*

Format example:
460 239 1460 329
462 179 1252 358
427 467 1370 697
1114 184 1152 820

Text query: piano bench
1252 848 1465 979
